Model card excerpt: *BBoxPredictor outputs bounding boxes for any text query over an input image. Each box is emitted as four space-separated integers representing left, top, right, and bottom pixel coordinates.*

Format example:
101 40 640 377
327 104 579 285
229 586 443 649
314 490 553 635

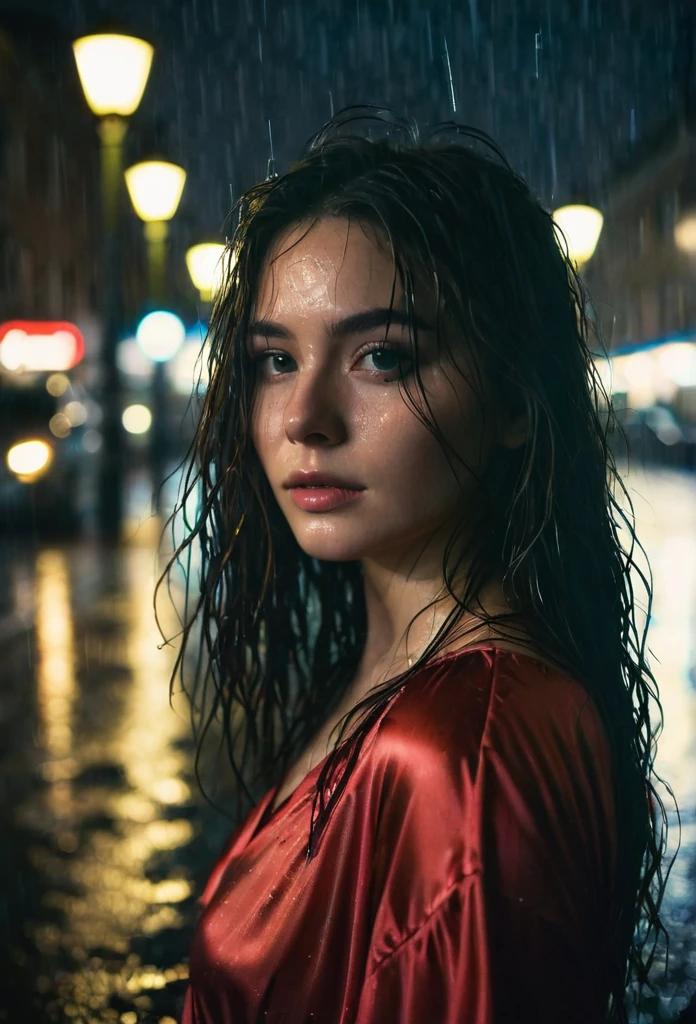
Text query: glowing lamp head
553 204 604 266
135 310 186 362
125 161 187 222
72 33 153 117
185 243 226 301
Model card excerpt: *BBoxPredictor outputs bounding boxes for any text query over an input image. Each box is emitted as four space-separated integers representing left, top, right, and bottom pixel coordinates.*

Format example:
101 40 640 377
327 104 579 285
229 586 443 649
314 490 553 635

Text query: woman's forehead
255 217 439 321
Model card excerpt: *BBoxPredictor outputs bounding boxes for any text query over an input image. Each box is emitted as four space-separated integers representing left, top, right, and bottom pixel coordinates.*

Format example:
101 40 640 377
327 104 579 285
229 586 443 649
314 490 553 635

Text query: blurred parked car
616 403 696 470
0 373 92 535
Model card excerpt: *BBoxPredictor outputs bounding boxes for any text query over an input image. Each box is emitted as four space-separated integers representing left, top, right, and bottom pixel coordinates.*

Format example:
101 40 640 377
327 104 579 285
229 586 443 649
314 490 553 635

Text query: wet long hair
157 107 678 1022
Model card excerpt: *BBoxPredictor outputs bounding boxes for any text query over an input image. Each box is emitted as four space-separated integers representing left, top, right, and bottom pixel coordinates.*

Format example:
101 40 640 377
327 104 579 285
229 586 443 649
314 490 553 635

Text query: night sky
1 0 689 248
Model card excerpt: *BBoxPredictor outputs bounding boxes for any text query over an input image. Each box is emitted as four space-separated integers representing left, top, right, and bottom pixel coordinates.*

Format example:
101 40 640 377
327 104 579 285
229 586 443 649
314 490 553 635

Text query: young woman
161 108 674 1023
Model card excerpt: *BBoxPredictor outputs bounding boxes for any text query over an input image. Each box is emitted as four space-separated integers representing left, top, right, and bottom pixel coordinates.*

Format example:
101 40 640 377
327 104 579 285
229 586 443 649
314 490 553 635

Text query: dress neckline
249 641 561 842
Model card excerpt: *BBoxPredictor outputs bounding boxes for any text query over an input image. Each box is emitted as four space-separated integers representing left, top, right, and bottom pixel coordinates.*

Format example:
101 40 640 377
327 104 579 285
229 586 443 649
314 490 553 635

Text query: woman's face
248 216 506 570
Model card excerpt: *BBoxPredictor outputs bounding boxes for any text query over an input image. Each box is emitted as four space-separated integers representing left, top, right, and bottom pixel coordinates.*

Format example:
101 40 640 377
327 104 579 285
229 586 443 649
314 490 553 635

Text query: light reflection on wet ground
618 464 696 1022
0 464 695 1022
1 538 232 1023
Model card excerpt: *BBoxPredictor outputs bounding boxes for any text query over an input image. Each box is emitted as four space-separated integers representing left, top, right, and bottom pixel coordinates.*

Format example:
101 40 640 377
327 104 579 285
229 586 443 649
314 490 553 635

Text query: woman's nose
282 366 348 445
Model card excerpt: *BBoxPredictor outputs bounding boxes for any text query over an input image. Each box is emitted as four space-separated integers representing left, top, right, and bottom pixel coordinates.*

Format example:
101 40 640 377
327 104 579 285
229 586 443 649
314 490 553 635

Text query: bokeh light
49 413 72 439
122 404 152 435
46 373 70 397
6 439 53 479
135 311 186 363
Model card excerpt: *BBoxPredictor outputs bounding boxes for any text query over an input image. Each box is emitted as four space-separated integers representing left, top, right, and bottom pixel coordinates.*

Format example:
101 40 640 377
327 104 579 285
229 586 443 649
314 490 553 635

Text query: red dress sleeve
353 652 618 1024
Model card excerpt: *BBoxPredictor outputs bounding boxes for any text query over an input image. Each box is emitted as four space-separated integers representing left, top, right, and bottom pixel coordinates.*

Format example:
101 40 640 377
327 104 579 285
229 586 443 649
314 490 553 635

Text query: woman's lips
289 486 365 512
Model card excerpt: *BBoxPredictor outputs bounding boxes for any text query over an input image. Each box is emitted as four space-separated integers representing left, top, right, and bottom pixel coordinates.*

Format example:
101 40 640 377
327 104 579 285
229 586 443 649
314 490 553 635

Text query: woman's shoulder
360 643 617 966
369 641 605 777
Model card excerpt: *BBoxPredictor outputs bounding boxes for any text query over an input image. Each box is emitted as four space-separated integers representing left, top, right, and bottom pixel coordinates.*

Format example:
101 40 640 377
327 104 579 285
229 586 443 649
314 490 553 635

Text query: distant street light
72 29 154 541
125 160 187 222
122 404 153 435
125 158 186 514
72 33 153 118
185 242 226 302
552 203 604 269
675 213 696 253
125 160 187 301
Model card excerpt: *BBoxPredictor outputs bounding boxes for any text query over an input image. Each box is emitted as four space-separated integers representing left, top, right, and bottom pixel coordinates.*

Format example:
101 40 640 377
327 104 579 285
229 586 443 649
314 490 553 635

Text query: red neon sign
0 320 85 372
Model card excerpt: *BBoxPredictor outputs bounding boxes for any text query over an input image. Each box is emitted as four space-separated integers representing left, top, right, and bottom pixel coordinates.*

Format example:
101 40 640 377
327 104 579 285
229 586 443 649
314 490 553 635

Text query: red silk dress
181 645 619 1023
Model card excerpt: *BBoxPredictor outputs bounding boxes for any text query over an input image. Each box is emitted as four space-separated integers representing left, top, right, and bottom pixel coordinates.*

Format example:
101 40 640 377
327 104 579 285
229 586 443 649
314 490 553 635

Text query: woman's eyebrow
247 307 434 340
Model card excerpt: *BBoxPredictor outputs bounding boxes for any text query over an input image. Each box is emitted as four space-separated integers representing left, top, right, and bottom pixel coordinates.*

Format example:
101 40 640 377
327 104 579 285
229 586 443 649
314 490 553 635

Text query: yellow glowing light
656 341 696 387
185 243 226 300
6 439 52 479
72 33 153 117
143 818 194 849
46 373 70 396
34 551 77 823
675 213 696 253
149 777 191 804
63 400 88 426
122 404 152 434
150 878 192 903
125 160 187 222
49 413 72 439
553 204 604 266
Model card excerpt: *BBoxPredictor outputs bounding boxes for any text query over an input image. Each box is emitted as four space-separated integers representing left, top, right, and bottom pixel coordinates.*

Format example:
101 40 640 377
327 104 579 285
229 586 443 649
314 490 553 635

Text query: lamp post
125 159 187 299
124 159 186 512
72 30 154 541
552 202 604 271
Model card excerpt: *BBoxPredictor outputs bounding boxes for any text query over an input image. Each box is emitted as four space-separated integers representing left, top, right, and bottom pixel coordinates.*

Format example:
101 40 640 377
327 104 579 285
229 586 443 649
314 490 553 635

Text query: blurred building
586 114 696 349
0 16 100 347
582 105 696 469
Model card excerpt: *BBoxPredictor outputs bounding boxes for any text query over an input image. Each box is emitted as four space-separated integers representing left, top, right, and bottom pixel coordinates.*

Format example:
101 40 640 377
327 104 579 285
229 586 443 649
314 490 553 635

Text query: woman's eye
255 352 292 375
252 345 411 378
362 346 407 374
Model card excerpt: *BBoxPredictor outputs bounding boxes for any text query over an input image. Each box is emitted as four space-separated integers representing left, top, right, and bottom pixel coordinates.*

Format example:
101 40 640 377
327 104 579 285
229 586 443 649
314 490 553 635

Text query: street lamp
125 159 187 300
72 33 153 118
125 160 186 513
552 203 604 270
72 29 154 540
185 242 226 302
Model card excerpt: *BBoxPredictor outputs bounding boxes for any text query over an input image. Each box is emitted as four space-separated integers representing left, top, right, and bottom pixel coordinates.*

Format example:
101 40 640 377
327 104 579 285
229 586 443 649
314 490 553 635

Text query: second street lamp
72 29 154 541
125 158 186 514
125 160 187 299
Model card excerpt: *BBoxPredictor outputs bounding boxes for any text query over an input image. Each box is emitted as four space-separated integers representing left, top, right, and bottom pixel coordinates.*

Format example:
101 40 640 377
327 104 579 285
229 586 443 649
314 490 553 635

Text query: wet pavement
0 463 695 1023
